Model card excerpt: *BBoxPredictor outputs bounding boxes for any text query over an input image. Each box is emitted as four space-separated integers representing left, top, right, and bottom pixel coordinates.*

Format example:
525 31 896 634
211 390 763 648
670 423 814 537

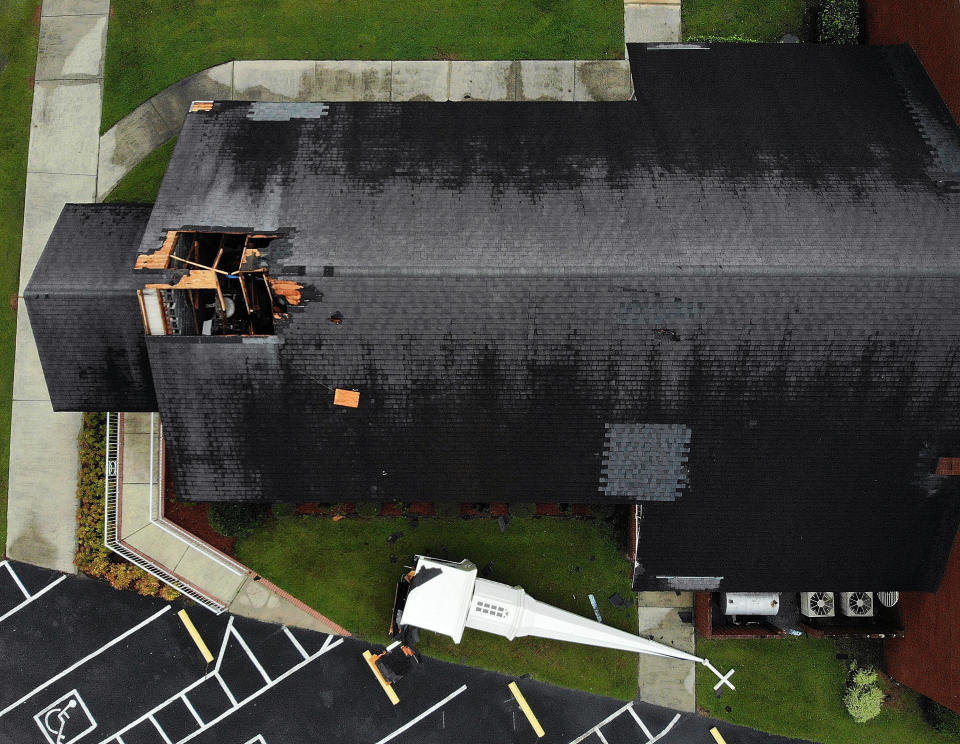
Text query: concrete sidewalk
98 58 636 198
625 0 682 45
116 413 347 633
636 591 697 711
6 0 110 572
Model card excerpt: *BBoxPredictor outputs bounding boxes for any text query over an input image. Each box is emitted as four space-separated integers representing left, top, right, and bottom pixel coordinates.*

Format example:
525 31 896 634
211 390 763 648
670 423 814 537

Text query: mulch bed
162 496 237 555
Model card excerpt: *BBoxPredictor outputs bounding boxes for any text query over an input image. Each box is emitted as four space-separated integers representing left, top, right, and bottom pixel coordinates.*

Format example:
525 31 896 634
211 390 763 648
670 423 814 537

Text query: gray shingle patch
247 102 330 121
600 423 691 500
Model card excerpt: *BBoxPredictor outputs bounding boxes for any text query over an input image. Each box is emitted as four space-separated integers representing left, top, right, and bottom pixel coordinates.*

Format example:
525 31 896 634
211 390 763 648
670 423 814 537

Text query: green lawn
697 638 952 744
0 2 40 556
683 0 809 41
102 0 624 132
103 138 177 204
236 514 640 699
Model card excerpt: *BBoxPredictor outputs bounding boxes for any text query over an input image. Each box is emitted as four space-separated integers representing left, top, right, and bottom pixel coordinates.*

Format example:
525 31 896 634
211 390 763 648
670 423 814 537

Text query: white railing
146 414 249 581
103 412 232 614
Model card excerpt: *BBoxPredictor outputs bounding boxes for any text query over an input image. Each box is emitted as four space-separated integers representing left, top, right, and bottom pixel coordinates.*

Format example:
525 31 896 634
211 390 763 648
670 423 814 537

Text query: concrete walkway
6 0 110 572
625 0 682 44
97 58 636 198
115 413 347 633
637 591 697 712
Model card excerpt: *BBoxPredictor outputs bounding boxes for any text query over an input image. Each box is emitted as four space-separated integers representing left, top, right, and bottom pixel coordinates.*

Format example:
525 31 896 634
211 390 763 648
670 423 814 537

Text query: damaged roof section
24 204 157 412
134 230 303 338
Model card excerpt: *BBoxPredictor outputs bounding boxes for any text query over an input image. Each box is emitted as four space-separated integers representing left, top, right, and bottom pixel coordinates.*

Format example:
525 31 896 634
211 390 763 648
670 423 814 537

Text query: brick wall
863 0 960 125
885 529 960 713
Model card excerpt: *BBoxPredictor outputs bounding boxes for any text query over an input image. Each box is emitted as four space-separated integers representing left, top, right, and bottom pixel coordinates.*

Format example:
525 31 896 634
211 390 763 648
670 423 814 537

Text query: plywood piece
145 269 218 290
362 650 400 705
334 389 360 408
136 230 179 269
508 682 545 738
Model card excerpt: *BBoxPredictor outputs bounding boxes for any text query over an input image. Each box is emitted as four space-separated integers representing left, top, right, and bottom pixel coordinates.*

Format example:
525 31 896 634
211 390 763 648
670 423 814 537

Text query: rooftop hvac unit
841 592 874 617
800 592 835 618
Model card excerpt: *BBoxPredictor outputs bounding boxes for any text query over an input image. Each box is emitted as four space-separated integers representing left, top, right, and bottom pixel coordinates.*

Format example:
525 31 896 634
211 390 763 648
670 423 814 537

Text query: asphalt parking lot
0 561 808 744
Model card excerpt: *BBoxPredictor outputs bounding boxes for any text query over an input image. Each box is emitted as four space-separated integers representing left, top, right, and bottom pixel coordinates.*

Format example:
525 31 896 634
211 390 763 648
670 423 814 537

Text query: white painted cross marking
373 685 467 744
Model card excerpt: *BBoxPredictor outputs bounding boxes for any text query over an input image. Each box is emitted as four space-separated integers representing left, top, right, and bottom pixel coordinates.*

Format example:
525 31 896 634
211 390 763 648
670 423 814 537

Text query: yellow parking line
178 609 214 663
710 726 728 744
363 650 400 705
508 681 545 738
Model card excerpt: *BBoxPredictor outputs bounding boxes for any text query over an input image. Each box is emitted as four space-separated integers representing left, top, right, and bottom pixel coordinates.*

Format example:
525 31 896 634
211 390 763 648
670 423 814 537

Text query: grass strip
236 514 640 699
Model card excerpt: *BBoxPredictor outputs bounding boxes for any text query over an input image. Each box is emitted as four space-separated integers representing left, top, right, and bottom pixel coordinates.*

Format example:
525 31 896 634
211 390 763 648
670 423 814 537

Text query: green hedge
75 413 178 600
819 0 859 44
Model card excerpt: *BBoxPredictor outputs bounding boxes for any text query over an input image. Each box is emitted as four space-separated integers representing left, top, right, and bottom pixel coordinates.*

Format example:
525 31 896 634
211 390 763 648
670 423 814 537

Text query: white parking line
229 626 271 684
96 622 344 744
647 714 681 744
567 702 634 744
282 626 309 661
628 705 652 739
372 685 468 744
149 714 174 744
1 560 30 598
0 575 67 624
181 694 204 727
0 605 171 717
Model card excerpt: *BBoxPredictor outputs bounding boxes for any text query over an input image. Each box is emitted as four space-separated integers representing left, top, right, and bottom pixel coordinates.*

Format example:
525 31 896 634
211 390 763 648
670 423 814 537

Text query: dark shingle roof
26 44 960 591
24 204 157 411
142 47 960 276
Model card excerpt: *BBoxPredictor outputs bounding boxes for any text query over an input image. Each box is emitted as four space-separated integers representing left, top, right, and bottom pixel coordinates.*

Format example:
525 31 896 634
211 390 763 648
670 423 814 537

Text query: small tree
844 662 884 723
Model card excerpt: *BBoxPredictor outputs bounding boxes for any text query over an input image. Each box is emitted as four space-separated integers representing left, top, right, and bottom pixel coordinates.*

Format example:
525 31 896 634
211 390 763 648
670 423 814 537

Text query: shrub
105 563 140 591
159 585 181 602
355 501 382 517
924 698 960 737
819 0 859 45
509 502 537 518
852 666 879 688
684 35 761 43
435 501 463 518
135 573 161 596
844 662 883 723
271 502 296 518
208 502 270 537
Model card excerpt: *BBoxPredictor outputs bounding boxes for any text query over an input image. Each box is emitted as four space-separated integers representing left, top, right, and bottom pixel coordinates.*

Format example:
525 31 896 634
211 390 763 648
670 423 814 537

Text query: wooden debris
135 230 180 269
269 279 304 305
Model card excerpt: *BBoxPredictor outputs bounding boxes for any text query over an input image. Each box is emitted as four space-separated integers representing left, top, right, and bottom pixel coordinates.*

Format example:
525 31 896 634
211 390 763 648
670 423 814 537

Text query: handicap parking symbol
33 689 96 744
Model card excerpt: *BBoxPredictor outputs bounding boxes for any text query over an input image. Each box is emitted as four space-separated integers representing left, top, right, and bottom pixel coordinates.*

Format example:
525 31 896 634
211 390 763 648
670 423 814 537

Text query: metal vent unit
876 591 899 608
722 592 780 616
841 592 874 617
800 592 835 618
